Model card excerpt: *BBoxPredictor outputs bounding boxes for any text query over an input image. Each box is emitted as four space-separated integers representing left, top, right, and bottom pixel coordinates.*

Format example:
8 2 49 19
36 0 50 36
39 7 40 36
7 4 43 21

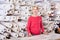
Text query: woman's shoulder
28 16 32 20
29 16 32 18
38 16 42 18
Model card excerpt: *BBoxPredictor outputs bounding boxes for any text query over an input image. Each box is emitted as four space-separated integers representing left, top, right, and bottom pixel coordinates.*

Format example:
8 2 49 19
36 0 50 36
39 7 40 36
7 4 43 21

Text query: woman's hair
32 6 39 10
30 6 39 14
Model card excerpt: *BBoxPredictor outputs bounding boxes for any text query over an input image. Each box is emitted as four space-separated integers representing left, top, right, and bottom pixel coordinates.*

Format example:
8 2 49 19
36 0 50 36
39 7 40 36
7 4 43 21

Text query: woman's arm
40 16 44 33
26 17 31 36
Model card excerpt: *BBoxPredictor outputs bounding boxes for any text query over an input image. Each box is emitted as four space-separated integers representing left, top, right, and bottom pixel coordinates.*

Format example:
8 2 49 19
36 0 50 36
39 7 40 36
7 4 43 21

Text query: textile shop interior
0 0 60 40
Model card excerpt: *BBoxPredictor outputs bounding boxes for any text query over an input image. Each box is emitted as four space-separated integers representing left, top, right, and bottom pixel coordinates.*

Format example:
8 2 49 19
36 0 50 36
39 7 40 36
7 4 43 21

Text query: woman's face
32 7 39 15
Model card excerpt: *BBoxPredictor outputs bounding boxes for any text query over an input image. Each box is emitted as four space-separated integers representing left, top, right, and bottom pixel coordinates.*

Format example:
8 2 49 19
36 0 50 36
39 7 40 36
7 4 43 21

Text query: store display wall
0 0 60 40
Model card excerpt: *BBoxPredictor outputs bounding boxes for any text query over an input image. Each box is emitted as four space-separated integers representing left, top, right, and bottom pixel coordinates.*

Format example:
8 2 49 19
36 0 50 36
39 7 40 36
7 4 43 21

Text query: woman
27 6 45 36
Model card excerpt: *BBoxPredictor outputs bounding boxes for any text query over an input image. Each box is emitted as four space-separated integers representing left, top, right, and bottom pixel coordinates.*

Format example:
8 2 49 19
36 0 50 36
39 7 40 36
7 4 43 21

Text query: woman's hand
28 33 32 37
43 32 48 35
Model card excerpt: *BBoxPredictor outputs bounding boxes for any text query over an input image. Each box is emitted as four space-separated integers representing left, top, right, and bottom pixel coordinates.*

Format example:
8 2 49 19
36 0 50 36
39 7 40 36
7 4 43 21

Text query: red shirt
27 16 44 35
